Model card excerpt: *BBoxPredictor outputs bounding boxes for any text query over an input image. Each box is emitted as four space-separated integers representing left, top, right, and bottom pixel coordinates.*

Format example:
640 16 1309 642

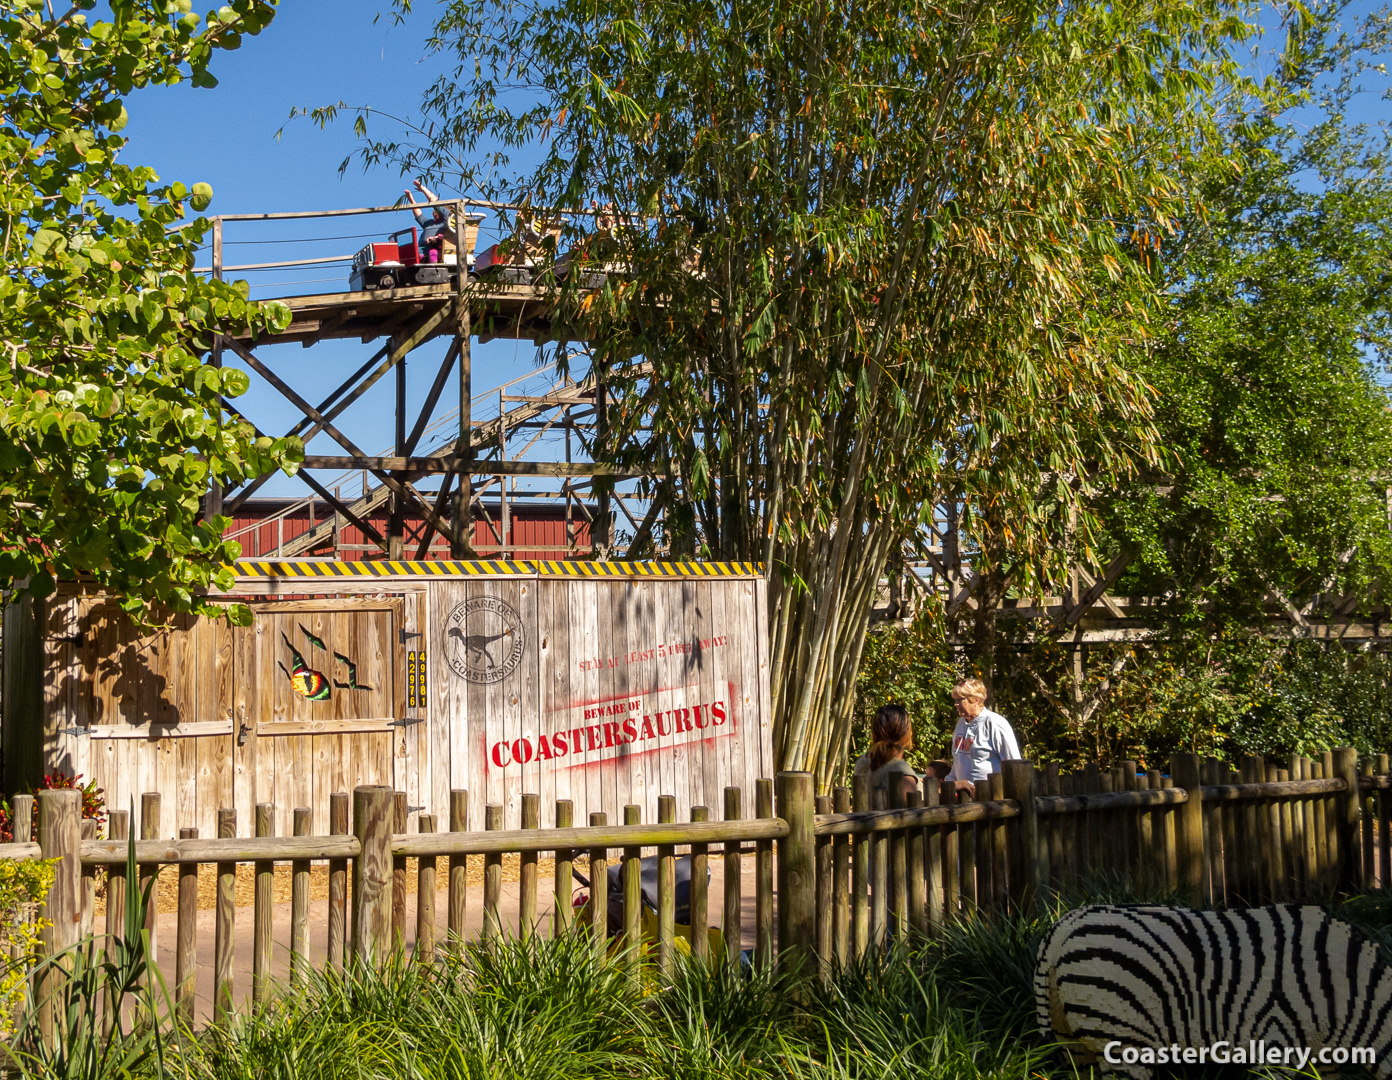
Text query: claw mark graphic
333 652 373 692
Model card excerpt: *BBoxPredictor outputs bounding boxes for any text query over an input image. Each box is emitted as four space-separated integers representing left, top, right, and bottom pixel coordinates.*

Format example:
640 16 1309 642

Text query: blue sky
122 2 563 499
119 1 1391 501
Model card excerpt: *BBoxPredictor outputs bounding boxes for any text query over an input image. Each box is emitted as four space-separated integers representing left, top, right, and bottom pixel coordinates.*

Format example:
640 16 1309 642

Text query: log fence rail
4 748 1390 1020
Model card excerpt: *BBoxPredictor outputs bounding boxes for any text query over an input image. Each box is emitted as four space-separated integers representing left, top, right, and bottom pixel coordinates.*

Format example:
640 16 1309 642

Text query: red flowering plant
0 772 106 842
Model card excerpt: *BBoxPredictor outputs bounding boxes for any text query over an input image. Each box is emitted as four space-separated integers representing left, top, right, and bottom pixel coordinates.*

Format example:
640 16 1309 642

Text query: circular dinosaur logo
444 596 526 683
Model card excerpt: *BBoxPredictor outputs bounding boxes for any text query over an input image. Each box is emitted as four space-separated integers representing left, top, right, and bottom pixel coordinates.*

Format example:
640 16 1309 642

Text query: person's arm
402 188 426 223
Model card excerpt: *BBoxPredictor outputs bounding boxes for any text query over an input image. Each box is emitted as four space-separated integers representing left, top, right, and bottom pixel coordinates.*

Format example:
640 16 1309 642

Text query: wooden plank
554 799 574 937
832 786 851 963
755 777 774 967
328 792 349 971
214 808 236 1023
291 807 311 985
416 813 437 964
690 803 709 964
589 811 609 961
176 826 198 1024
482 803 503 938
567 579 597 825
393 791 408 943
448 789 468 948
253 803 273 1004
656 794 676 975
851 774 870 956
723 787 741 968
625 579 656 827
515 579 541 831
520 792 539 939
541 576 570 829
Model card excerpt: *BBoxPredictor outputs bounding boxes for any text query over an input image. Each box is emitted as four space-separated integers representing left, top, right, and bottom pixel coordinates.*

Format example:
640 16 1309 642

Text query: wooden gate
35 594 408 838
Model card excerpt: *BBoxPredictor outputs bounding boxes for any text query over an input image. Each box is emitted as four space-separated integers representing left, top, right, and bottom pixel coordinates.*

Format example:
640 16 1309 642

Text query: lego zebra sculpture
1035 905 1392 1077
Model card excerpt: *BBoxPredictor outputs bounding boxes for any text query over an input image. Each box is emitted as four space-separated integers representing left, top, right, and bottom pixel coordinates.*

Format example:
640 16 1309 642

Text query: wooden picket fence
2 749 1388 1029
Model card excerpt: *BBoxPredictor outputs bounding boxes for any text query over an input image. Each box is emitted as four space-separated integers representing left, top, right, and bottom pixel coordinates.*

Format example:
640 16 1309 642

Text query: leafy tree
371 0 1251 783
1110 0 1392 627
0 0 297 618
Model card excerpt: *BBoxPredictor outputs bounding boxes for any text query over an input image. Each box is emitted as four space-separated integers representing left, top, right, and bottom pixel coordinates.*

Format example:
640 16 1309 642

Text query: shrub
0 772 107 843
0 857 55 1038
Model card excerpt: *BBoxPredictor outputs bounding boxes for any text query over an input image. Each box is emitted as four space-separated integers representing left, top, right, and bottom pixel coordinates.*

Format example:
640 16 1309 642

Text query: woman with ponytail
852 703 921 792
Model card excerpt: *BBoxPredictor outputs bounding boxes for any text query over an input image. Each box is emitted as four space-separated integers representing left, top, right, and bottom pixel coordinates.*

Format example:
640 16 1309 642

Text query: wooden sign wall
10 562 771 837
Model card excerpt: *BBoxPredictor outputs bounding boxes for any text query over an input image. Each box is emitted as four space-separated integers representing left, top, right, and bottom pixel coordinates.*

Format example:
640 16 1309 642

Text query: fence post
755 778 775 967
1002 760 1039 913
448 789 468 949
176 826 198 1023
214 808 236 1023
328 793 349 971
1171 754 1206 906
36 788 80 1049
1334 746 1362 894
656 794 676 976
776 772 816 973
352 785 394 968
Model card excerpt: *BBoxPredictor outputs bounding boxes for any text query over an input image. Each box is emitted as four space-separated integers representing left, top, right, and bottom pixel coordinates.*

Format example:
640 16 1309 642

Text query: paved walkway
114 857 765 1025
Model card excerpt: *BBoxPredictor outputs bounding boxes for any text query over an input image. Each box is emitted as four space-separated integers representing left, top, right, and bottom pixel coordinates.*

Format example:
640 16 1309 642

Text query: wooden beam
1060 547 1137 627
298 456 653 477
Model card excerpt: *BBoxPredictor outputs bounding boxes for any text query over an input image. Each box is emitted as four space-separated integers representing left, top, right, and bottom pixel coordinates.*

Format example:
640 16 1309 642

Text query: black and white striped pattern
1035 904 1392 1077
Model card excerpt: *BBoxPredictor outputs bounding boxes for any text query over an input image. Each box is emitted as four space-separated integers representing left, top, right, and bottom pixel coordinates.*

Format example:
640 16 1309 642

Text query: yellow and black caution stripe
233 559 763 580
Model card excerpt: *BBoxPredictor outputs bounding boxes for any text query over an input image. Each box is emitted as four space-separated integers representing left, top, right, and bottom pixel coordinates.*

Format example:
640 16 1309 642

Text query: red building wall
226 497 594 561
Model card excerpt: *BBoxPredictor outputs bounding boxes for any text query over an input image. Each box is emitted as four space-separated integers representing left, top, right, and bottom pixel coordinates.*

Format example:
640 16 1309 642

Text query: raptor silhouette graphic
448 625 510 669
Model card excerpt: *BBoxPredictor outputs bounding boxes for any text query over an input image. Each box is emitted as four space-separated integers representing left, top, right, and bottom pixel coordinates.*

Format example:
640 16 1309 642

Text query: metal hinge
56 726 90 738
389 716 425 728
399 628 422 644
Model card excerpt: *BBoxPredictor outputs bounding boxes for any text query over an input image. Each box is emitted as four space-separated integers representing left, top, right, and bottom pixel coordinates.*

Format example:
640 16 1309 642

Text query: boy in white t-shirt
943 677 1021 796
